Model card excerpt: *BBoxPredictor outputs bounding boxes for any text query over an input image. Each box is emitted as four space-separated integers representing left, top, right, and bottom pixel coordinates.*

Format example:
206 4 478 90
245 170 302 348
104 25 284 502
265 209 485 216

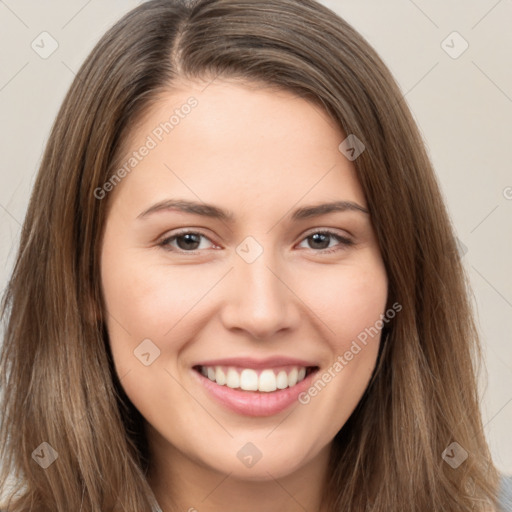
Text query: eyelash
157 229 354 255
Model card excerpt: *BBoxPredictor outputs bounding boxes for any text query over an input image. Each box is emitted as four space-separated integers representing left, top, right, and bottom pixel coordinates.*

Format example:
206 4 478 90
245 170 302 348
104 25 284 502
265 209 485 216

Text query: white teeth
226 368 240 389
276 370 288 390
200 365 311 392
288 367 298 387
240 369 259 391
258 369 277 392
216 367 226 386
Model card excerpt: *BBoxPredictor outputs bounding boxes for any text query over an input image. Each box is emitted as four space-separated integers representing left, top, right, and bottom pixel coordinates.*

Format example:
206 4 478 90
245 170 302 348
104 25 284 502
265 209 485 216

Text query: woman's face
100 79 388 481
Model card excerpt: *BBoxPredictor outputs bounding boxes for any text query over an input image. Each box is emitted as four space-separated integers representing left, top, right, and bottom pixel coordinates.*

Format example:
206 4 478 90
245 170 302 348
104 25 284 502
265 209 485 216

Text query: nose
219 250 301 340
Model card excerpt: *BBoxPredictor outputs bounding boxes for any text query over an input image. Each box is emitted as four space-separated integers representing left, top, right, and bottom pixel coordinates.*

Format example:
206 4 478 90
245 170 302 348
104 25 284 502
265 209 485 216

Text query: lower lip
191 368 318 417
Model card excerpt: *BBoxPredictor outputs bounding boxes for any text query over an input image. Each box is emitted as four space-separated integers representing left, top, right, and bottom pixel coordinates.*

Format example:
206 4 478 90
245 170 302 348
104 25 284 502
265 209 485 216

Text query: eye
158 230 216 252
297 230 354 254
158 228 353 255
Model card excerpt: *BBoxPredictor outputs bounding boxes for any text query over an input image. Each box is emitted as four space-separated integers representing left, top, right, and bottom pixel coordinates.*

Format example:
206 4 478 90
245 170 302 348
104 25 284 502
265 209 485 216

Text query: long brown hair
0 0 501 510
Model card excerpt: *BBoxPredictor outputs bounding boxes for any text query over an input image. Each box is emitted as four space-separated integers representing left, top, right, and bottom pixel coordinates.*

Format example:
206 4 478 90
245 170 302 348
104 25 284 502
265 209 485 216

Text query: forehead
109 79 367 216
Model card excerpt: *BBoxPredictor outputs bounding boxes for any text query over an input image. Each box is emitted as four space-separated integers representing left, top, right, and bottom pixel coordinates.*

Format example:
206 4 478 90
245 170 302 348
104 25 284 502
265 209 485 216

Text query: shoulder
497 473 512 511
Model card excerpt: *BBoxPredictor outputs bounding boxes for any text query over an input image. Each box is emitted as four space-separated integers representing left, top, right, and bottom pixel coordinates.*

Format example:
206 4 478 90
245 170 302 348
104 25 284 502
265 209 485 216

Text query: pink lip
192 356 318 369
191 367 319 417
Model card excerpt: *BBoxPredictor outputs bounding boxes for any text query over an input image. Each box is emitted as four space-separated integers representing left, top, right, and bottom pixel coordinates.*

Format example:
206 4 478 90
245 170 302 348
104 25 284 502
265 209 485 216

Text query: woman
0 0 508 510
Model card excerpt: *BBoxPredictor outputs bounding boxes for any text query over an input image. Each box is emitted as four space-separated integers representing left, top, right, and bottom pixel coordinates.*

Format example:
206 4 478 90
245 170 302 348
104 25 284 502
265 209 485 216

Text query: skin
100 78 388 512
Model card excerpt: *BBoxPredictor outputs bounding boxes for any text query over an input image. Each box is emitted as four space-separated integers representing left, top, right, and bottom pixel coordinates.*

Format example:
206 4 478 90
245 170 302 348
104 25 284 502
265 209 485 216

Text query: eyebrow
137 198 369 221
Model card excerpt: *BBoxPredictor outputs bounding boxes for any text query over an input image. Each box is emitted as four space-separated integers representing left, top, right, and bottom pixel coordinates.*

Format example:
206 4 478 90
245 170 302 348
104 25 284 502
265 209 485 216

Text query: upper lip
193 356 319 369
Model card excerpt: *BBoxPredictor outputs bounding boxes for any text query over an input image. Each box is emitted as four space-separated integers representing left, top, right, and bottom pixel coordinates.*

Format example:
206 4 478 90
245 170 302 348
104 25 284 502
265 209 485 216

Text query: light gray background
0 0 511 474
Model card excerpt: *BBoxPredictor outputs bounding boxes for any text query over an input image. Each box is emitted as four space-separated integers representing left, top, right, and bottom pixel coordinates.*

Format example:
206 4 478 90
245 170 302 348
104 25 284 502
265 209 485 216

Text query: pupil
310 233 329 249
177 233 200 250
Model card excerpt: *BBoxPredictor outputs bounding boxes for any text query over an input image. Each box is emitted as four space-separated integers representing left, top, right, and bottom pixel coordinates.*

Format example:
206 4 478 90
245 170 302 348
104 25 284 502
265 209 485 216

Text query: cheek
100 247 228 393
101 250 206 336
297 258 388 348
293 260 387 442
102 241 388 366
99 253 201 421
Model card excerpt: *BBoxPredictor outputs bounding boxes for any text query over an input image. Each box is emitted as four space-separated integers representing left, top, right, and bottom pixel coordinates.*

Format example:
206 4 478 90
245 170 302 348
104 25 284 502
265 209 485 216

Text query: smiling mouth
193 365 319 393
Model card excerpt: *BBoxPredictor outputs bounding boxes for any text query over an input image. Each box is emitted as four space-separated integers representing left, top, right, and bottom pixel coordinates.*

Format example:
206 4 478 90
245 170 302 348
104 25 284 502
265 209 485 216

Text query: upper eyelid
301 227 353 239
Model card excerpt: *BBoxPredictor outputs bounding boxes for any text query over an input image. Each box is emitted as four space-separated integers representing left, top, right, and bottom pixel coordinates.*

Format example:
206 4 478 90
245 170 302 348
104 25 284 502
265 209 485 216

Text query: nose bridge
220 237 299 338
